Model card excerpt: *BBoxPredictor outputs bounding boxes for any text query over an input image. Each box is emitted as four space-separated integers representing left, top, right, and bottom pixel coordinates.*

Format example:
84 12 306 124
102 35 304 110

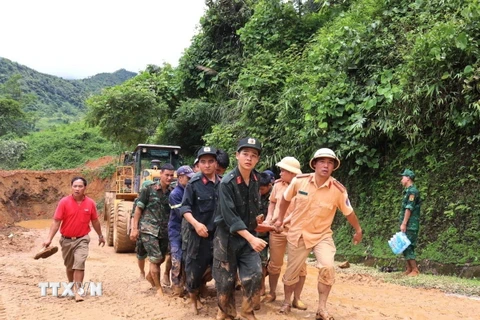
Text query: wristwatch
99 235 104 239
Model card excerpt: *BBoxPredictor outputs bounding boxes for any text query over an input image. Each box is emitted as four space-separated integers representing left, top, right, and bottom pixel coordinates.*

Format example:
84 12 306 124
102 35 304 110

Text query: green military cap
400 169 415 180
237 137 262 154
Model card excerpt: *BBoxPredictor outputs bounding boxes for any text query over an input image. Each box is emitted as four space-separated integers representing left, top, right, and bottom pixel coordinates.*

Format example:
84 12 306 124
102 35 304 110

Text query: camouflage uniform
179 172 220 294
137 184 172 264
400 184 421 260
213 166 262 318
131 198 147 260
257 190 271 267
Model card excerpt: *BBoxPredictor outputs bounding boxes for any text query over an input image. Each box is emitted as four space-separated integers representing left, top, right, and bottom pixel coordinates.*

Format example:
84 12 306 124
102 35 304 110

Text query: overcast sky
1 0 206 79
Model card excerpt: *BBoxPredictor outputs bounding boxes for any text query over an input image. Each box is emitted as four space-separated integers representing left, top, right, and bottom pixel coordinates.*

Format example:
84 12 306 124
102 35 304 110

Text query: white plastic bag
388 232 411 254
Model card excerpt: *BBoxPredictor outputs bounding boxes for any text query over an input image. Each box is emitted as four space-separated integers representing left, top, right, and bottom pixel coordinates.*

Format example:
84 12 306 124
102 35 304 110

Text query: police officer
213 137 267 320
131 163 175 298
179 147 221 315
274 148 362 320
399 169 421 276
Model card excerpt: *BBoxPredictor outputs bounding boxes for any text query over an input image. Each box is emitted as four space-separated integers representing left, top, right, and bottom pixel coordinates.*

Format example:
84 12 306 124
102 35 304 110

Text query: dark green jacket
214 167 260 234
399 184 421 231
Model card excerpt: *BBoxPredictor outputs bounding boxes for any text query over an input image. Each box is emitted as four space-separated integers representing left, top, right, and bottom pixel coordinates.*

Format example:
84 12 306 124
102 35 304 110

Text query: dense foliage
3 0 478 266
18 122 121 170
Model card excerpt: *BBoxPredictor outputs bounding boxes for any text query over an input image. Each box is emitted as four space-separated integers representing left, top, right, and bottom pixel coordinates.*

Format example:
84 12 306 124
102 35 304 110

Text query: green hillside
0 57 136 129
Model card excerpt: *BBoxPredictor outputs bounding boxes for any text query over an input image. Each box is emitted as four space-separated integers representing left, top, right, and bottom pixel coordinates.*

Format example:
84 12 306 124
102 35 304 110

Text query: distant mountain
0 57 136 130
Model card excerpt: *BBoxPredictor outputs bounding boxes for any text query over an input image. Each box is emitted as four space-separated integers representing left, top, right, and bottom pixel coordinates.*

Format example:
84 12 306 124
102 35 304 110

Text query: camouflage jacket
399 184 421 231
137 184 172 238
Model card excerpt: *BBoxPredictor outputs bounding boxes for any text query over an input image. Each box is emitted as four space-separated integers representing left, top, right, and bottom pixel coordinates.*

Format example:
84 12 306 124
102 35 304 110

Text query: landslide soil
0 158 479 320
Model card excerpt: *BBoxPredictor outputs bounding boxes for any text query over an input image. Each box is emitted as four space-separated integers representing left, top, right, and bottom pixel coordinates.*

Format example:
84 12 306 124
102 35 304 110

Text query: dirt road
1 224 479 320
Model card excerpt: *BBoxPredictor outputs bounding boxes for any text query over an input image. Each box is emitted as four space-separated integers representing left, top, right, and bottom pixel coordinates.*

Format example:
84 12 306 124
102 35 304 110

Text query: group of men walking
127 137 364 320
43 136 421 320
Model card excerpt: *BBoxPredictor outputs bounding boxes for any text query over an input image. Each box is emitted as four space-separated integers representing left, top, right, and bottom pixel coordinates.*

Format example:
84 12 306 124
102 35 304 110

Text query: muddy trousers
185 236 213 292
213 243 262 317
170 237 184 287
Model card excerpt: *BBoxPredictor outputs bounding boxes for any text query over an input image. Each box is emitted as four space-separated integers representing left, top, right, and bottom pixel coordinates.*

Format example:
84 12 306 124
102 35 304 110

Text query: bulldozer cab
132 144 182 192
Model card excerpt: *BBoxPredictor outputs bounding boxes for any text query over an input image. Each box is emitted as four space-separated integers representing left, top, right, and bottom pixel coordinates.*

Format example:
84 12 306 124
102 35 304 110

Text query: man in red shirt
43 177 105 302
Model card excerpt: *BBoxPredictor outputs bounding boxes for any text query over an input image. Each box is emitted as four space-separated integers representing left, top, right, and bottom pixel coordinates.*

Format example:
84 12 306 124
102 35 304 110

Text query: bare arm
43 219 61 247
345 211 363 245
91 219 105 247
401 209 411 232
237 230 267 252
264 201 276 224
273 196 291 228
130 206 143 241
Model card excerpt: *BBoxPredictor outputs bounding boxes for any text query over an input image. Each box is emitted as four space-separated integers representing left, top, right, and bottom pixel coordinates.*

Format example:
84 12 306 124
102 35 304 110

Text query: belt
61 234 87 240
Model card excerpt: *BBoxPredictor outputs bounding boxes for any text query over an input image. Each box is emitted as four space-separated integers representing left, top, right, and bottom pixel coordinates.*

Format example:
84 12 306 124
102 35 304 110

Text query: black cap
197 146 217 159
237 137 262 154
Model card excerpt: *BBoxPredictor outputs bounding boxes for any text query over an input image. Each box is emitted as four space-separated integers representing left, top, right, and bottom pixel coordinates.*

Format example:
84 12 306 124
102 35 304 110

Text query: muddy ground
0 223 479 320
1 159 479 319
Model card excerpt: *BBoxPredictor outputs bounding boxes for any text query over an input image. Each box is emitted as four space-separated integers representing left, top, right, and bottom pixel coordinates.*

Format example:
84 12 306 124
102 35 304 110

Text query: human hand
194 222 208 238
400 223 407 233
130 229 139 242
98 236 105 247
353 229 363 245
256 214 264 225
248 237 267 252
42 240 52 248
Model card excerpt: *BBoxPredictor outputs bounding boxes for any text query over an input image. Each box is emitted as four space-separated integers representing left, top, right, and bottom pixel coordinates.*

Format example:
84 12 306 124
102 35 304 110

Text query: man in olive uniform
179 147 221 314
213 137 267 320
399 169 421 276
130 180 155 281
130 163 175 297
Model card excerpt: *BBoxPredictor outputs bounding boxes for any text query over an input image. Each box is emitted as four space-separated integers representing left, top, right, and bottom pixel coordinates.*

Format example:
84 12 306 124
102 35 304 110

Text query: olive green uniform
137 184 172 264
399 184 421 260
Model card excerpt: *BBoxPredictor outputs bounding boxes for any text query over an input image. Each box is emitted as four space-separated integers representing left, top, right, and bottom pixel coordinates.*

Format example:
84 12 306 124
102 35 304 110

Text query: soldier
130 180 155 281
130 163 175 297
179 147 221 314
399 169 421 276
213 137 267 320
274 148 362 320
168 165 194 295
262 157 307 312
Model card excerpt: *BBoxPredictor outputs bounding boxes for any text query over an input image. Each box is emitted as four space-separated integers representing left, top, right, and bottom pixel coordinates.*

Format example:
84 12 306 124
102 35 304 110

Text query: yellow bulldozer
104 144 182 253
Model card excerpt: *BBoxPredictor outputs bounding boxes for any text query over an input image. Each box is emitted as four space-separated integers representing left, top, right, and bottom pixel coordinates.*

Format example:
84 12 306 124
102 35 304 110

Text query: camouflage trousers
140 233 168 264
403 230 419 260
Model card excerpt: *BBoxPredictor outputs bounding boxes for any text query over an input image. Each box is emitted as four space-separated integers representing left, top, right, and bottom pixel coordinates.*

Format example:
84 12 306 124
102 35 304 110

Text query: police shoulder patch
409 194 415 201
332 179 346 193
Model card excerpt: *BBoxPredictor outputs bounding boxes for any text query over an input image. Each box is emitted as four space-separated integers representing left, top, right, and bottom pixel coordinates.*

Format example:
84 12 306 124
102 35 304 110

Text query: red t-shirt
54 195 98 237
